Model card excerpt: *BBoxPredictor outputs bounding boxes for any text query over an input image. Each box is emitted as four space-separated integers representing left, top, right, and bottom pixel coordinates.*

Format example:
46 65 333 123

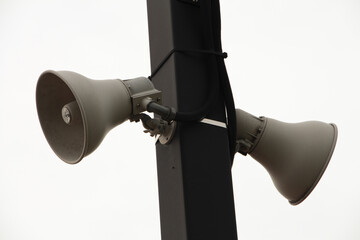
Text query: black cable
210 0 237 161
148 48 227 80
148 48 226 122
147 57 220 122
146 1 237 162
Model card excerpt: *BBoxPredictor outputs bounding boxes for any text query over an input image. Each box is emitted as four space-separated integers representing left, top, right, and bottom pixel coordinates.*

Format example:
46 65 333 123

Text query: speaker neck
236 109 267 155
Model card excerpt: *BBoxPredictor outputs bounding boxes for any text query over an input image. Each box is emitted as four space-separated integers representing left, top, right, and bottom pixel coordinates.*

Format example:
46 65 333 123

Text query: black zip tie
148 48 227 80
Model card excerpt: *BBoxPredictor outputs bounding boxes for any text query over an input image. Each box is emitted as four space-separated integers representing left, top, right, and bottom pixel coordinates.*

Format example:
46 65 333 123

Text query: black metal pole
147 1 237 239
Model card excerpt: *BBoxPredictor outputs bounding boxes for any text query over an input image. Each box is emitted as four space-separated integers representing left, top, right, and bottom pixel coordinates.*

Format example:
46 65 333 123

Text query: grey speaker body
36 70 156 164
236 109 337 205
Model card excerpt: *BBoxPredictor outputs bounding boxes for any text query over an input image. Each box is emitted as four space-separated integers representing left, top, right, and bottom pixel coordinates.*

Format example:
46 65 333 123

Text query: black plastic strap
148 48 227 80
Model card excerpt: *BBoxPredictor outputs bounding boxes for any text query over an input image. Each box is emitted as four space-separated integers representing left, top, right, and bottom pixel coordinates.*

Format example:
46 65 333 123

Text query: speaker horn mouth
289 123 338 205
36 70 87 164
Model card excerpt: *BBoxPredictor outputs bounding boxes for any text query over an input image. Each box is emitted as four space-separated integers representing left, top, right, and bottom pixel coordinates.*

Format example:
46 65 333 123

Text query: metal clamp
130 113 177 145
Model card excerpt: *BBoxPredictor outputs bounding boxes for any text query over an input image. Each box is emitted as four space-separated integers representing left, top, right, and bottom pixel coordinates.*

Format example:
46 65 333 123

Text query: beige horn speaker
236 108 337 205
36 70 159 164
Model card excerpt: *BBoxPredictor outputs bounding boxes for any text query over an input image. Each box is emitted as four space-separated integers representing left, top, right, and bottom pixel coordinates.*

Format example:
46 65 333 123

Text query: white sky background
0 0 359 239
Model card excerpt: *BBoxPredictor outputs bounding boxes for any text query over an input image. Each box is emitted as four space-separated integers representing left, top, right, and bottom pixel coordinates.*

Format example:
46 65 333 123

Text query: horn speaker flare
36 70 157 164
236 108 337 205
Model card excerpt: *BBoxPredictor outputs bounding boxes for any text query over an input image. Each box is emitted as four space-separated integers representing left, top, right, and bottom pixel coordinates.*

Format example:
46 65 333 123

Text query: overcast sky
1 1 359 239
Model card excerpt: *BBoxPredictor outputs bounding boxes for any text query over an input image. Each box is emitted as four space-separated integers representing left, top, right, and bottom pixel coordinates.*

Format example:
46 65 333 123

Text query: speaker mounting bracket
130 113 176 145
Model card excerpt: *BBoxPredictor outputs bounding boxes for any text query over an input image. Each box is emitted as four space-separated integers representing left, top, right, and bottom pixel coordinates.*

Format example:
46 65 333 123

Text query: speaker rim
36 70 89 164
289 123 338 205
